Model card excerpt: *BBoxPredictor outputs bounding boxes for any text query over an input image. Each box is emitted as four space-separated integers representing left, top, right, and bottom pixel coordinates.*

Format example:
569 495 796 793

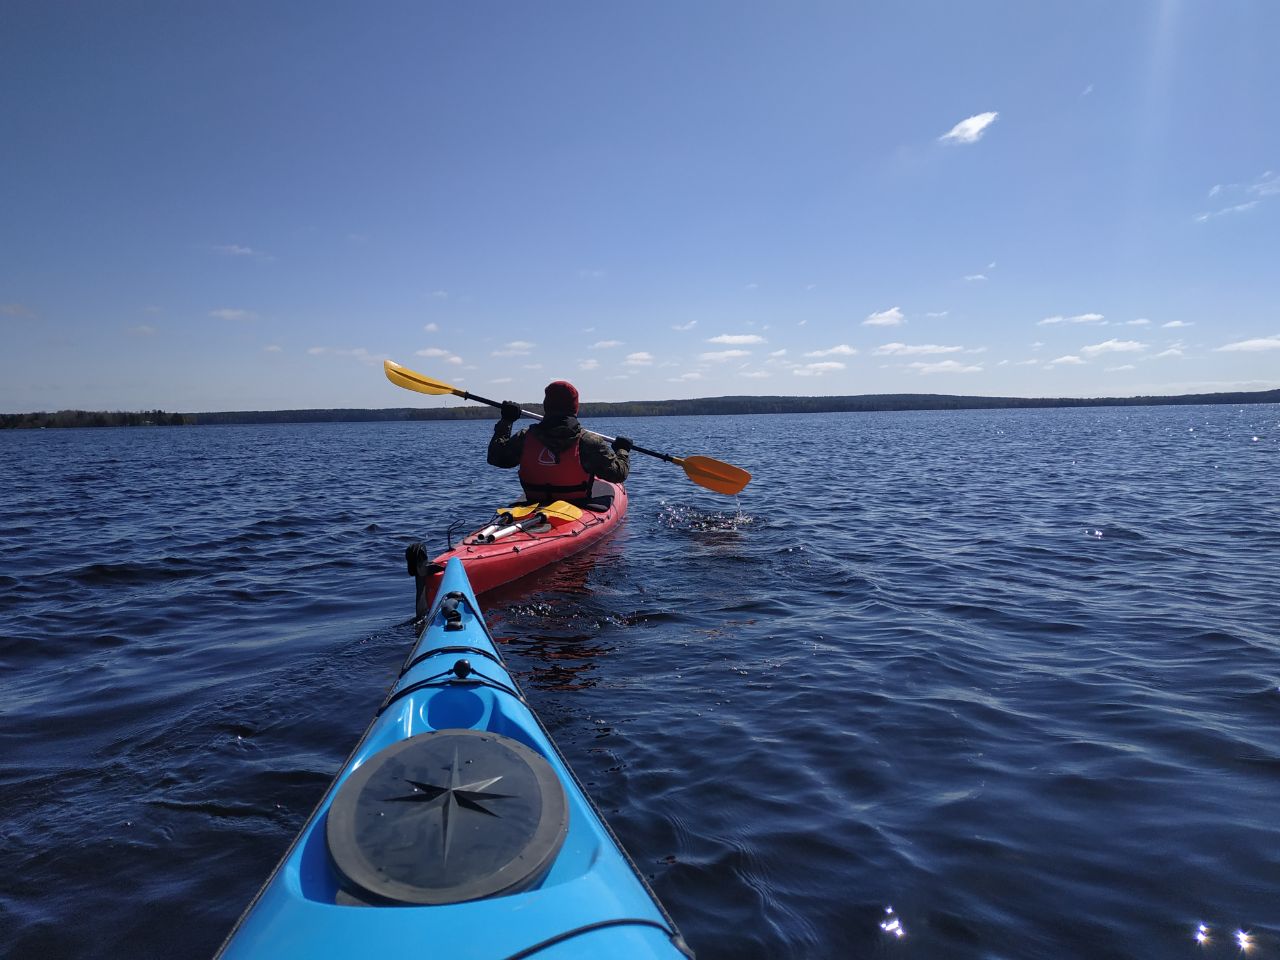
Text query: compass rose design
385 747 517 862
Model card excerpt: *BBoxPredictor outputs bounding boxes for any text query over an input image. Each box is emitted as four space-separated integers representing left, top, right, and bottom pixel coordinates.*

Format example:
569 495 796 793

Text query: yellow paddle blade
506 501 584 521
541 501 584 521
383 360 465 398
679 455 752 496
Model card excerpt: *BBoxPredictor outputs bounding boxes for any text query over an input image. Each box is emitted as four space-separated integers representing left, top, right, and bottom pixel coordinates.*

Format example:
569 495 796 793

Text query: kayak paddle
384 360 752 495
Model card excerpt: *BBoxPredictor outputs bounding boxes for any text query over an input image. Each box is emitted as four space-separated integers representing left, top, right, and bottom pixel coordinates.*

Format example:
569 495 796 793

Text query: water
1 406 1278 959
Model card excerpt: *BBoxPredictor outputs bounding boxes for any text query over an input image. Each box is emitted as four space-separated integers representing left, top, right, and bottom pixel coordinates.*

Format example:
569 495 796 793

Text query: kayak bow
217 557 691 959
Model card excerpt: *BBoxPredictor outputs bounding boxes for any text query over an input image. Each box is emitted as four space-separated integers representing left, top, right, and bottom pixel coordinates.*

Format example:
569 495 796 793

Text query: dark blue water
2 406 1278 959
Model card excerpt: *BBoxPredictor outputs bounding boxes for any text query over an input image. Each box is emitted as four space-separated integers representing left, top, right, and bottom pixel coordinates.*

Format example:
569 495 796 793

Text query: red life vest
518 433 594 503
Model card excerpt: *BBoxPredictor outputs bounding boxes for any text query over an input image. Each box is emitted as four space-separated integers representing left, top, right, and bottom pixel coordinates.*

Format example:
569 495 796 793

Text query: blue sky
3 1 1278 413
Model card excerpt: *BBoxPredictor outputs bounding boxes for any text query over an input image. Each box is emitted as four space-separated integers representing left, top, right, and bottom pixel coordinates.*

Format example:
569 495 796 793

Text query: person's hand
500 401 522 423
612 435 633 453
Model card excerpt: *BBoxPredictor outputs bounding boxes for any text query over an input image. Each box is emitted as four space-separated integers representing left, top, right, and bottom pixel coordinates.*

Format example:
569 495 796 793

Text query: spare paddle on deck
384 360 751 496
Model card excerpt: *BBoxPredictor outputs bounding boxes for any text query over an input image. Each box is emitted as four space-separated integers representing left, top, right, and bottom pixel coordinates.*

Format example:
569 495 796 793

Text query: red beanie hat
543 380 579 415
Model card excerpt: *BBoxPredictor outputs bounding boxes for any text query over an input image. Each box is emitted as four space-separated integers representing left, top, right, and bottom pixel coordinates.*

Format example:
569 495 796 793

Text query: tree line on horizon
3 387 1278 429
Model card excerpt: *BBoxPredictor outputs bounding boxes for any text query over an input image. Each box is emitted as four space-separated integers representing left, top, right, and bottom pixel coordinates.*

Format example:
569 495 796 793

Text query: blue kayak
217 557 691 959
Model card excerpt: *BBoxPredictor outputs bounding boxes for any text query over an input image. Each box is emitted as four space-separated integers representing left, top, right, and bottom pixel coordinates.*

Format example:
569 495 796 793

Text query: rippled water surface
2 406 1278 959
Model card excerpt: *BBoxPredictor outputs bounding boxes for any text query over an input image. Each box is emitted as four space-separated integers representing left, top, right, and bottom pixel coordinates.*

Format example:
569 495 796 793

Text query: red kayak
405 480 628 616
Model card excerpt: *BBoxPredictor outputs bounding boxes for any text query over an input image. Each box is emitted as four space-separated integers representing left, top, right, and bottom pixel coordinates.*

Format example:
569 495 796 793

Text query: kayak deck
217 555 689 960
408 480 628 617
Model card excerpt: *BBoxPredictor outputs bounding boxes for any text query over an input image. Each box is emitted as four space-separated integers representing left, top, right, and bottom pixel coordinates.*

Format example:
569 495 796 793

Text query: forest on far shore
3 387 1279 429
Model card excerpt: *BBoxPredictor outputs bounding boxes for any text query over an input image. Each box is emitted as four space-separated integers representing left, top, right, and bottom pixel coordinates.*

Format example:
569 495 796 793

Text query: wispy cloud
804 344 857 357
700 349 751 362
1162 320 1193 329
128 324 156 336
590 340 623 349
1081 338 1145 357
908 359 982 374
769 349 787 357
793 361 845 376
1214 336 1280 352
1153 346 1184 359
307 346 383 365
939 111 999 145
624 352 654 366
492 340 535 356
925 310 949 318
1047 355 1085 366
1105 364 1135 372
739 370 770 379
490 377 513 384
667 371 703 382
210 308 256 321
672 320 697 331
863 306 905 327
963 274 988 282
579 358 600 371
707 334 766 345
1125 318 1151 326
424 322 439 333
212 243 272 260
1081 83 1095 97
578 269 605 279
263 345 282 353
431 290 449 299
1038 313 1105 326
874 342 964 356
1195 171 1280 222
415 346 463 365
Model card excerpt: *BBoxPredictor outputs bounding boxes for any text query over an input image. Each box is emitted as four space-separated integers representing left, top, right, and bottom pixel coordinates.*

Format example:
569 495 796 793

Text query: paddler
488 380 632 504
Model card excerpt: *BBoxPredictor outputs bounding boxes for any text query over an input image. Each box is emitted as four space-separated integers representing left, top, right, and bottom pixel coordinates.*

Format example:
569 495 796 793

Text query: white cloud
874 342 964 356
769 349 788 357
908 360 982 374
1080 338 1146 357
667 371 703 382
1015 359 1039 366
210 308 255 321
624 352 654 366
431 290 449 299
803 344 858 357
522 363 543 370
1105 364 1135 372
964 274 988 282
307 346 383 365
1153 347 1184 359
415 346 463 364
1126 318 1151 326
1162 320 1193 329
590 340 623 349
579 358 600 371
492 340 535 357
1082 84 1094 97
671 320 697 331
707 334 766 345
863 306 905 327
1214 336 1280 352
925 310 949 318
263 344 281 352
939 111 999 145
700 349 751 362
1038 313 1105 326
490 377 513 384
424 322 439 332
793 361 845 376
1048 355 1086 365
213 244 260 257
739 370 770 379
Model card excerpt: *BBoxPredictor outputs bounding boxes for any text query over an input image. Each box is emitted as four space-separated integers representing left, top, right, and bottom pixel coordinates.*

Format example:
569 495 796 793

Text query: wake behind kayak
216 556 690 959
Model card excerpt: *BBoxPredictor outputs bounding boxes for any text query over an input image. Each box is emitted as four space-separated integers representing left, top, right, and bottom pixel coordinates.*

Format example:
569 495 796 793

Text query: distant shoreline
3 387 1278 429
